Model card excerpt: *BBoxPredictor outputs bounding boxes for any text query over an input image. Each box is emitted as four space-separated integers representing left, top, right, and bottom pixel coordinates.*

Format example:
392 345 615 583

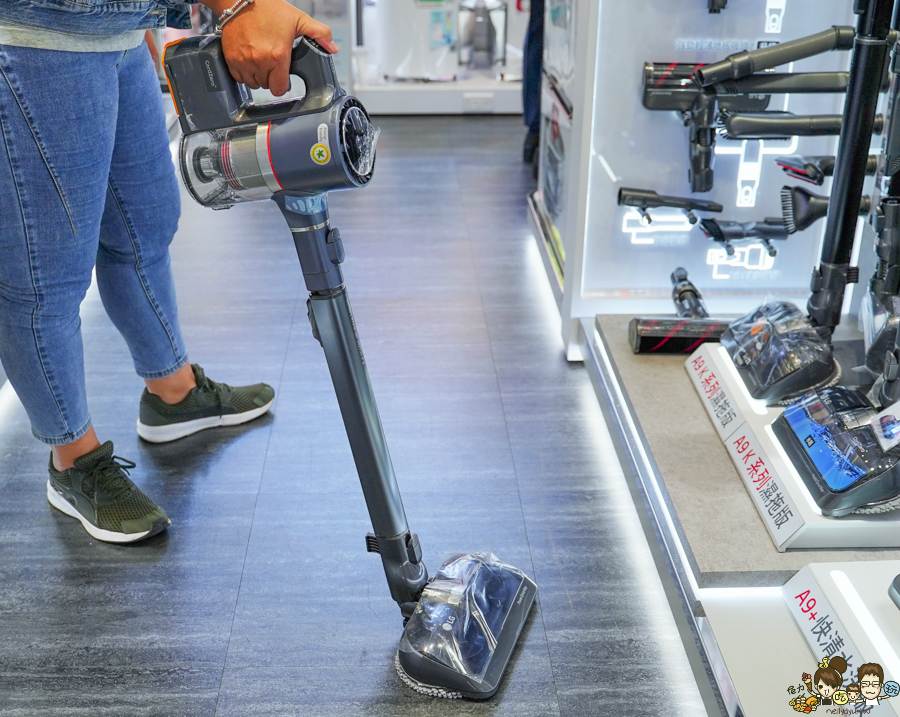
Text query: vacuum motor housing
164 36 377 210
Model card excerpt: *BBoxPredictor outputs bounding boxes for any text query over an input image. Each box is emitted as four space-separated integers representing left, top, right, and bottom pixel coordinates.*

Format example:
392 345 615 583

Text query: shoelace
86 456 136 500
193 366 230 404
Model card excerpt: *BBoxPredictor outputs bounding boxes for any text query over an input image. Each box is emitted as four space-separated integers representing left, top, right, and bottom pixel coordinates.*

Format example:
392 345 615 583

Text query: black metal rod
695 26 856 86
821 2 894 266
721 113 852 139
724 71 849 94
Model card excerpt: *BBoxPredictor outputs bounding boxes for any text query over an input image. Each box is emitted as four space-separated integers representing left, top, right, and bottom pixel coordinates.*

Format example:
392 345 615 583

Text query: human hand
144 30 159 66
209 0 339 96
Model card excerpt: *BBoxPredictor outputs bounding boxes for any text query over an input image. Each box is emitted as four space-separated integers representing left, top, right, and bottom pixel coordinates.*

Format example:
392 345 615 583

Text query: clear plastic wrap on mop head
400 552 528 681
726 301 832 392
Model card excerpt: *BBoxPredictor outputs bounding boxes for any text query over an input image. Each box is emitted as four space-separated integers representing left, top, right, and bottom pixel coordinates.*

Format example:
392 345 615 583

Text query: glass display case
532 0 863 355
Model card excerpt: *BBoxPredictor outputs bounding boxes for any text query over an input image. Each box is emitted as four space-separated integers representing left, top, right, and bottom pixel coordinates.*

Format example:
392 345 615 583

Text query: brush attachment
781 185 872 234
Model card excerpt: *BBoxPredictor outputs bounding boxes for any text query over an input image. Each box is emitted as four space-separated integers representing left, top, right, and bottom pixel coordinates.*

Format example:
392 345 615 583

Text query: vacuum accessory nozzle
397 553 537 700
629 317 727 354
642 66 848 112
775 154 878 185
781 185 872 234
699 217 788 256
718 111 883 140
671 267 710 318
618 187 722 225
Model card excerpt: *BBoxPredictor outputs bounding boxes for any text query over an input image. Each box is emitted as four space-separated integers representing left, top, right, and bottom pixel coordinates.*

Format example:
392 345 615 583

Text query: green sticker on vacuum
312 123 331 165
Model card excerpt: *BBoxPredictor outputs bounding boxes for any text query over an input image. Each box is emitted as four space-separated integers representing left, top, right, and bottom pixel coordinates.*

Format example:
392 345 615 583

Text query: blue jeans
522 0 544 136
0 43 187 445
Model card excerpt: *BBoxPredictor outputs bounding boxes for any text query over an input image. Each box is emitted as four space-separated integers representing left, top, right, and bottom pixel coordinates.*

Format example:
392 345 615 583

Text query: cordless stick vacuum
164 35 536 700
702 2 896 404
770 4 900 520
863 5 900 385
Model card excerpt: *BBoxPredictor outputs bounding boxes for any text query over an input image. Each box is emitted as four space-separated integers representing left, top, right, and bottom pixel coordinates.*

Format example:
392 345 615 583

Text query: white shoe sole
46 481 168 544
136 399 274 444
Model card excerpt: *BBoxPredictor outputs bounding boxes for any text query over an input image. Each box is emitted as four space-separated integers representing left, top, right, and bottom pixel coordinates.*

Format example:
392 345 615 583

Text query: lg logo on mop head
441 616 456 632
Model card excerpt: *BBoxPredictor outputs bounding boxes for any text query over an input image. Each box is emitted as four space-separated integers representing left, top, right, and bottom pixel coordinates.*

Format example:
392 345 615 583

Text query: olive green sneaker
137 364 275 443
47 441 170 543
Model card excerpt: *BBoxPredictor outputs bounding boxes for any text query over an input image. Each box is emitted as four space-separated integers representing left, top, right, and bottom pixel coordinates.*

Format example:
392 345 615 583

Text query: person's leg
96 43 190 388
522 0 544 162
0 45 115 451
97 45 274 443
0 44 168 542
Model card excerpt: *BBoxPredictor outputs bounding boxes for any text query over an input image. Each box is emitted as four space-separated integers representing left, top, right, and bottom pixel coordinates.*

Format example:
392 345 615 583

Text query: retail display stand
686 343 900 550
782 561 900 716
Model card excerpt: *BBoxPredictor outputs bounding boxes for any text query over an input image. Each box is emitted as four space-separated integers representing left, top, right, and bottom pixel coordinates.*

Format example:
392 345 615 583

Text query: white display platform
686 343 900 551
782 562 900 715
352 79 523 115
702 586 818 716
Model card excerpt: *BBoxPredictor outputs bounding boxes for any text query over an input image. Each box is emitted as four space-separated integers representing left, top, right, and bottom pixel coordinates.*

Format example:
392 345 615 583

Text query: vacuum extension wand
809 0 896 336
867 4 900 393
719 112 885 140
694 25 858 86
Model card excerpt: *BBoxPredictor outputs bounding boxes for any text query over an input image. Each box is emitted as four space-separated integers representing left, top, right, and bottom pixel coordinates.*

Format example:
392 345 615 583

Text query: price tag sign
726 428 803 548
783 567 861 679
686 345 742 441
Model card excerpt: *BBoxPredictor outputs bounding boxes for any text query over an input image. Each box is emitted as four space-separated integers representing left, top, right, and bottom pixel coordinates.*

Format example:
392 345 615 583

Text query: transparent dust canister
180 125 280 210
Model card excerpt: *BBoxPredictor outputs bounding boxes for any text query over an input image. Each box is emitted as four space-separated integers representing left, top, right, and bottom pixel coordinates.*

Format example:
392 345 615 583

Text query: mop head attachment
773 386 900 517
720 301 838 405
395 552 537 700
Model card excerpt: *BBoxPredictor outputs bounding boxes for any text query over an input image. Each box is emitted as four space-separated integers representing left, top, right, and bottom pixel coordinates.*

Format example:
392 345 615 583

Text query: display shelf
782 561 900 716
539 0 859 354
582 315 900 716
587 315 900 587
527 191 563 309
701 586 815 717
686 342 900 550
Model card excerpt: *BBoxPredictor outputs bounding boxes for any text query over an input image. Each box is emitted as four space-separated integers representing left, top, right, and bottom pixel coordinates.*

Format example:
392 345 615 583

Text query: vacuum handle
240 37 342 121
694 26 857 86
721 112 884 139
164 34 343 133
285 37 342 111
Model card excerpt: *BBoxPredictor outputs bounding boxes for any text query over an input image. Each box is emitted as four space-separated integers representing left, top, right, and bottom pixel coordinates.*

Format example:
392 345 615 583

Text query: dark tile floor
0 117 705 715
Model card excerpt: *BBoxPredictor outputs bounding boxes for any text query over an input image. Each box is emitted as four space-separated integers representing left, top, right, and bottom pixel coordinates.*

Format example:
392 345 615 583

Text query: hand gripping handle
286 37 342 112
164 34 344 133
